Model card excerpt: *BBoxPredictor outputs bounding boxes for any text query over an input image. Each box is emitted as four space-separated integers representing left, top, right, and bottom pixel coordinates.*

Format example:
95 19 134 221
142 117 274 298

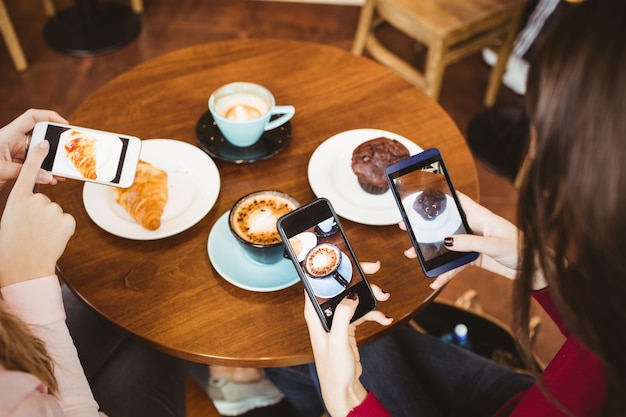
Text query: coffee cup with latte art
209 82 295 147
304 243 349 287
229 190 299 264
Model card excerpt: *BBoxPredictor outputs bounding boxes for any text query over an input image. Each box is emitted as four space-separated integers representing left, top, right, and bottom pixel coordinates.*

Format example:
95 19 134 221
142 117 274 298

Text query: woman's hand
0 140 76 287
304 261 393 417
0 109 68 190
403 193 521 290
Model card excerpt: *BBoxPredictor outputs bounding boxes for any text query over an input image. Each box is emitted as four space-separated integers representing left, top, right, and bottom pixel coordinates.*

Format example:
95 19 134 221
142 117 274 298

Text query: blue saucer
207 211 299 292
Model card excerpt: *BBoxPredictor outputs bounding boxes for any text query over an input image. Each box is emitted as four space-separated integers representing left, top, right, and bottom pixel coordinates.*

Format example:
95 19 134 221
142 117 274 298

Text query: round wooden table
46 39 478 367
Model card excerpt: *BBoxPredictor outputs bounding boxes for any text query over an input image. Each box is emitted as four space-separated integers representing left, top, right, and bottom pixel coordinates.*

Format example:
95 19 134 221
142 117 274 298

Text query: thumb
330 293 360 335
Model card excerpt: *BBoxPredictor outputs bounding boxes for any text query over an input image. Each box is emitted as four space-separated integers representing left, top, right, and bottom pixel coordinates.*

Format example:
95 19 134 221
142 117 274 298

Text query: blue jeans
63 285 187 417
266 325 534 417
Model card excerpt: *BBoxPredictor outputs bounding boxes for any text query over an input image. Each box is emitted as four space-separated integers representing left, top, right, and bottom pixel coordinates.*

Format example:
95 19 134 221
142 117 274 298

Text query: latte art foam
224 104 262 121
305 245 341 277
231 193 297 245
216 92 269 121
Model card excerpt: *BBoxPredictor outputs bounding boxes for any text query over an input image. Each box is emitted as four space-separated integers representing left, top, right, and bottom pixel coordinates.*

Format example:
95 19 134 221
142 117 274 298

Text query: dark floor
1 1 564 416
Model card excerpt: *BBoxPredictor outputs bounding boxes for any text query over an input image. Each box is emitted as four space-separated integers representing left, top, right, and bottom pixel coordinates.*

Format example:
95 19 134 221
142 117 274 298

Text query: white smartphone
277 198 377 332
386 148 478 277
30 121 142 188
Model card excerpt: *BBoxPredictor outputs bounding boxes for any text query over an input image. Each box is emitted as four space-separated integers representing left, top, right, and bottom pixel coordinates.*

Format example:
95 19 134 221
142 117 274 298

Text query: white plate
308 129 423 226
83 139 220 240
290 231 318 262
207 211 299 292
401 192 462 243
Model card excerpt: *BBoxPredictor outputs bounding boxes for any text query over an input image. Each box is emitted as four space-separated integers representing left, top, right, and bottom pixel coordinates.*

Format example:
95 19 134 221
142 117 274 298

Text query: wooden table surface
45 38 478 368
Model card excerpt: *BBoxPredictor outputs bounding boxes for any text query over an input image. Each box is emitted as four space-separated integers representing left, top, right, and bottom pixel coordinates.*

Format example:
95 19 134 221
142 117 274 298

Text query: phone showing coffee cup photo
29 121 142 188
386 148 478 278
277 198 377 332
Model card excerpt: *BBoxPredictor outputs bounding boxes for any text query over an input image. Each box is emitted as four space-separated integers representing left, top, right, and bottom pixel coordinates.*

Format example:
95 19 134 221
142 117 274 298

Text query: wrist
0 264 56 287
325 382 368 416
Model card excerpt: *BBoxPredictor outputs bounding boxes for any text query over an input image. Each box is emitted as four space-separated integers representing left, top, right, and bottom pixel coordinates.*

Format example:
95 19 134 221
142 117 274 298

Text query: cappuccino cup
229 190 299 264
209 82 295 147
304 243 349 287
304 244 342 277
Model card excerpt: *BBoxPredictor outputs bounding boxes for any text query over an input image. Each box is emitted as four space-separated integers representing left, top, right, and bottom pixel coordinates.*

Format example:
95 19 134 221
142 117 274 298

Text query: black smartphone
277 198 377 332
386 148 478 277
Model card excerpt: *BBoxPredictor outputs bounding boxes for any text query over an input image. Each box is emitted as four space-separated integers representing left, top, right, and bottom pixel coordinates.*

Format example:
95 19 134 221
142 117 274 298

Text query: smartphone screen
386 148 478 277
278 198 376 331
30 122 141 188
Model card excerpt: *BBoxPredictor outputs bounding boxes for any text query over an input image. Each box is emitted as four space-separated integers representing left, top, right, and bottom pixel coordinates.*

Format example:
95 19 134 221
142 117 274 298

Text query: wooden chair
0 0 27 71
352 0 529 106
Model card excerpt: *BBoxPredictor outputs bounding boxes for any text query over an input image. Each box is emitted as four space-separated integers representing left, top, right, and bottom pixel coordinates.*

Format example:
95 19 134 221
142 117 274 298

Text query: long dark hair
515 0 626 415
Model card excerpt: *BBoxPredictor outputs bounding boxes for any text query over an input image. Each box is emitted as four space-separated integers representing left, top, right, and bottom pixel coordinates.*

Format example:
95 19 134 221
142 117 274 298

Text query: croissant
116 160 169 230
64 130 97 179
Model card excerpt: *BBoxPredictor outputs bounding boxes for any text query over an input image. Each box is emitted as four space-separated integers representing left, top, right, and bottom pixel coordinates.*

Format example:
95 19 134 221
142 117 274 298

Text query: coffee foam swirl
305 245 340 277
217 92 269 121
232 194 296 245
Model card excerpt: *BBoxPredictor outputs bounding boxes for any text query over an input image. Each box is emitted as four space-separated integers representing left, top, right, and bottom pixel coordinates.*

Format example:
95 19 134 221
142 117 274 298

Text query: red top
348 289 607 417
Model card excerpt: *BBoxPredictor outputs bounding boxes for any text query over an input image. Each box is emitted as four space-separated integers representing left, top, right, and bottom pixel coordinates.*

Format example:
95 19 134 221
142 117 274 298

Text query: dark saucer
196 110 292 164
314 224 339 238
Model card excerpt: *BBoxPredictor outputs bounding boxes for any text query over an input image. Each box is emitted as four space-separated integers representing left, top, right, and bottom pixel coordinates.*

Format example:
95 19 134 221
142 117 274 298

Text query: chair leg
351 0 376 55
423 39 446 101
130 0 143 14
42 0 55 16
0 0 27 71
484 8 524 107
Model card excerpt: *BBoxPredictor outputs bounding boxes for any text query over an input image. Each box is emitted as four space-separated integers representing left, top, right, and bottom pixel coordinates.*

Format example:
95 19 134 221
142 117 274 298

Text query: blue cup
209 82 295 147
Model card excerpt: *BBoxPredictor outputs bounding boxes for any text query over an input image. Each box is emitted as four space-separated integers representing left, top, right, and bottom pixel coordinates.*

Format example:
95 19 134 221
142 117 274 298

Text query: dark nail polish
347 292 358 300
444 237 454 247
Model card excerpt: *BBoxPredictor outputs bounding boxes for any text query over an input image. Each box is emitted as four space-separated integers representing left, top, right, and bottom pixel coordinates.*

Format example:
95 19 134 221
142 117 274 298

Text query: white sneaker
482 47 498 67
481 48 528 95
207 375 285 416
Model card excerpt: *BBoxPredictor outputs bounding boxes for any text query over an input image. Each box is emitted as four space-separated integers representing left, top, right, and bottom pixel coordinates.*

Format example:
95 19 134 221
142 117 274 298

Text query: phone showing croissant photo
30 122 142 188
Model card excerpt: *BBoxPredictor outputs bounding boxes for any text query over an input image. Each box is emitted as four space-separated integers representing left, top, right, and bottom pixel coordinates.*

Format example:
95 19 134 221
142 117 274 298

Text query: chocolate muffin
351 137 410 194
413 189 447 220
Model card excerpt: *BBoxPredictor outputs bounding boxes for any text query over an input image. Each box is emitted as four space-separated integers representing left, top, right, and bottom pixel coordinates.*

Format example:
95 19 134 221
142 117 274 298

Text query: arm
495 290 605 416
304 262 393 417
2 277 100 417
0 140 99 416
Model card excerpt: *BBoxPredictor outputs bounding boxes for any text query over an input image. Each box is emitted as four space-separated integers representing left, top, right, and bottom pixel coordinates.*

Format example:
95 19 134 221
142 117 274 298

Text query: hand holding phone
386 148 478 277
29 122 142 188
278 198 377 331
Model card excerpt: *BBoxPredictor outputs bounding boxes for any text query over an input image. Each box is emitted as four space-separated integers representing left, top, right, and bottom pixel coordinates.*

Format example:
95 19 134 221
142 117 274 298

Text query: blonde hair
0 301 58 395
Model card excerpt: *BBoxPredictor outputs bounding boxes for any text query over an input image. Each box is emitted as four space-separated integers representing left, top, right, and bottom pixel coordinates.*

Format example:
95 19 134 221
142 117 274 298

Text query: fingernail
429 282 441 290
39 140 50 149
403 249 412 256
381 289 389 295
347 292 358 300
444 237 454 247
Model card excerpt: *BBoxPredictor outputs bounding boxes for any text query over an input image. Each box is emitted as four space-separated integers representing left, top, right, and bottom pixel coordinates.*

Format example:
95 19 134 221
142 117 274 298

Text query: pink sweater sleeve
347 391 392 417
1 276 101 417
493 289 607 417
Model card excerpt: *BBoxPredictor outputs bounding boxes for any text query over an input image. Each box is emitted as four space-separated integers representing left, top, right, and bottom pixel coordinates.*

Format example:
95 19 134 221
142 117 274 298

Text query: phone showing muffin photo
277 198 377 332
386 148 478 277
